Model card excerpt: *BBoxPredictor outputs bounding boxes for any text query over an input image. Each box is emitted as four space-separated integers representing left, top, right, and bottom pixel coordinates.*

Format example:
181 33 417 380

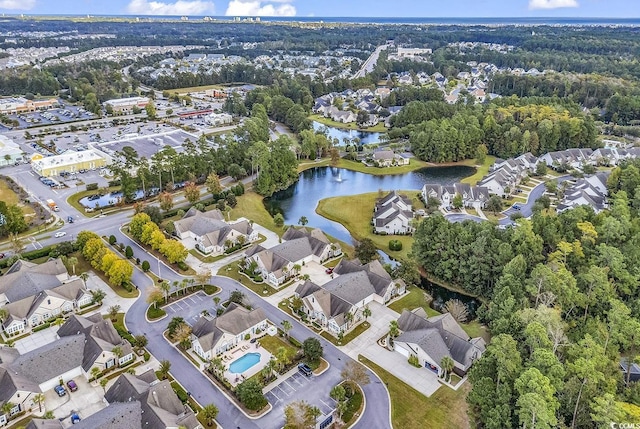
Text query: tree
330 147 340 167
452 193 464 210
159 281 171 303
362 306 372 322
32 393 45 413
426 196 442 214
443 299 469 322
90 288 106 305
158 359 171 379
108 304 121 321
147 288 164 308
160 239 188 264
330 384 346 402
536 162 548 176
184 181 200 204
340 360 370 386
125 245 133 259
145 101 156 119
284 400 317 429
66 256 78 275
134 335 148 349
108 259 133 287
99 378 109 393
389 320 399 338
355 238 378 263
142 260 151 272
274 213 285 228
201 404 219 427
159 191 174 212
475 143 488 165
486 195 503 214
281 320 293 338
235 379 267 410
298 216 308 226
129 213 152 239
229 290 245 305
303 337 323 364
440 356 454 382
112 346 123 366
0 308 7 324
205 172 222 197
8 232 26 255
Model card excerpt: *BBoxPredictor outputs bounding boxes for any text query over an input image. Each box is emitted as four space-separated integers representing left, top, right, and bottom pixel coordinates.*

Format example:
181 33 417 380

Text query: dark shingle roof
9 335 85 384
71 401 142 429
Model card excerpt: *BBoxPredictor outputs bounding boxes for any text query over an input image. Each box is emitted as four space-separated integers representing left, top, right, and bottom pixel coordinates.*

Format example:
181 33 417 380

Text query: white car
54 231 67 238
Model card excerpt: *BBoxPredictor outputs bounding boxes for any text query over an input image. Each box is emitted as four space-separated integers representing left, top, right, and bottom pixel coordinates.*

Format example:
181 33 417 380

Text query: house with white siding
373 191 414 234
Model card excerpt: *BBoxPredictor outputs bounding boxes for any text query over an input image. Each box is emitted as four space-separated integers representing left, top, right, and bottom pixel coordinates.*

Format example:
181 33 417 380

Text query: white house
371 150 410 167
174 208 257 255
191 303 267 360
373 191 414 234
244 227 341 287
422 183 490 210
394 309 485 376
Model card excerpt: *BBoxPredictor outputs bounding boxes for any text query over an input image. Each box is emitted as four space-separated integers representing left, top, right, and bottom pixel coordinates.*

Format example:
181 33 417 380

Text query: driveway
45 378 106 423
340 302 441 398
15 327 59 354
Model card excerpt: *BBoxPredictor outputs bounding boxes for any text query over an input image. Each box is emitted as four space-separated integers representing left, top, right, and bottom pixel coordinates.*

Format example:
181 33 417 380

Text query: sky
0 0 638 18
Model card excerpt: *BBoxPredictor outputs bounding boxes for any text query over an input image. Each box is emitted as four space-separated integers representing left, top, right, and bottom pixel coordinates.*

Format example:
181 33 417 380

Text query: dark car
67 380 78 392
54 385 66 397
513 204 521 210
325 268 333 274
67 216 74 224
298 363 313 377
0 253 4 259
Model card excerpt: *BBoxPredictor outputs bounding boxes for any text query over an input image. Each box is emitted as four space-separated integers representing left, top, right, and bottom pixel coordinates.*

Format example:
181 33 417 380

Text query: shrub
141 260 151 272
143 351 151 362
244 333 251 340
408 355 421 368
177 261 189 271
289 336 302 348
33 322 51 332
389 240 403 251
125 246 134 258
109 235 117 245
86 183 99 191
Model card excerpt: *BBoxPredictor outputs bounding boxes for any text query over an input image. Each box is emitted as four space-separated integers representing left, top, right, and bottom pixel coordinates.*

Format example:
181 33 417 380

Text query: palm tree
108 304 121 321
112 346 123 367
276 347 290 372
201 404 219 427
298 216 308 226
209 357 224 377
213 296 221 308
67 256 78 276
281 320 292 338
32 393 45 413
159 359 171 379
336 400 348 422
345 311 354 329
389 320 399 338
292 264 302 277
99 378 108 393
79 272 90 288
90 288 106 305
90 366 101 381
160 281 171 304
0 308 8 324
1 402 13 419
362 306 372 322
440 356 455 382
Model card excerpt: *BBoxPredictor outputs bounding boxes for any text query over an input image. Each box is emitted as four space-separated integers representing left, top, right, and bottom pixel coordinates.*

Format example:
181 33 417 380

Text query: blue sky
0 0 637 18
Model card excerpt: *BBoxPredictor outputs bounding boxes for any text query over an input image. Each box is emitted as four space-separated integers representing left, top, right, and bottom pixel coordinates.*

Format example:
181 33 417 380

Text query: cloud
528 0 579 9
126 0 215 15
225 0 296 16
0 0 36 10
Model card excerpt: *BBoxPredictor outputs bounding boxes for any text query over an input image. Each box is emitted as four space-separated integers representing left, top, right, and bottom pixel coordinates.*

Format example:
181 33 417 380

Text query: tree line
412 159 640 427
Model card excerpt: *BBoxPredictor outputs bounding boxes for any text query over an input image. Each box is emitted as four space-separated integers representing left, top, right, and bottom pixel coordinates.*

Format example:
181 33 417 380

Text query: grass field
310 114 388 133
315 191 423 260
459 156 496 185
0 180 35 217
359 356 471 429
67 251 139 299
229 191 280 236
259 334 298 356
166 84 224 95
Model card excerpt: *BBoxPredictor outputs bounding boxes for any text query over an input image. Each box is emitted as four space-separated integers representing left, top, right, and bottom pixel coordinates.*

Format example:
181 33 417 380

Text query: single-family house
295 259 405 335
372 150 409 167
27 402 142 429
174 208 257 255
191 303 268 360
373 191 414 234
394 308 485 376
0 259 93 335
57 314 135 371
422 183 490 210
557 172 611 214
244 227 341 287
105 370 201 429
478 168 520 197
539 148 594 170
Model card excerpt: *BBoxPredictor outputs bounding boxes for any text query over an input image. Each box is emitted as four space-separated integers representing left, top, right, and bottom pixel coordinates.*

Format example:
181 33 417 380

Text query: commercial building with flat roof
103 96 149 114
0 135 24 166
0 97 58 115
31 150 107 177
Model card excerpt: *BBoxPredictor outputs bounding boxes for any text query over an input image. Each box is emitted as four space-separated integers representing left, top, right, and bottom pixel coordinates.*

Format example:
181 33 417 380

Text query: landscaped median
146 283 221 321
217 260 278 296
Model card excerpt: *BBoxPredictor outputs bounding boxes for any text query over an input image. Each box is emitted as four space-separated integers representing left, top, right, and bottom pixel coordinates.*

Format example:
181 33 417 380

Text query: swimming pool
229 353 261 374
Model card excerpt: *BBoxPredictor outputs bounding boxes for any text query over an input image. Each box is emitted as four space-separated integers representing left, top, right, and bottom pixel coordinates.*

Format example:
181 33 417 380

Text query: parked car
0 253 4 259
298 363 313 377
54 231 67 238
325 268 333 274
54 385 66 397
513 204 521 210
67 380 78 392
67 216 74 224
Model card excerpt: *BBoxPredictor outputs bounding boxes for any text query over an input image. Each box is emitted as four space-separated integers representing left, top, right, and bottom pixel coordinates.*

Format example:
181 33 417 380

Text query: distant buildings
103 97 149 115
31 149 107 177
0 97 58 115
422 183 489 211
0 135 24 166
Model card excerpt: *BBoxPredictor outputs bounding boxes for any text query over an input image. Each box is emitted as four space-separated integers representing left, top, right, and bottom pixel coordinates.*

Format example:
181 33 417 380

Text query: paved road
353 45 388 79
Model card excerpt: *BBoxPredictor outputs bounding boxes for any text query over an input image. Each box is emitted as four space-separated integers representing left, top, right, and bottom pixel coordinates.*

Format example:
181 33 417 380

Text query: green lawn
259 334 298 356
167 84 224 94
389 287 490 342
0 179 35 218
229 191 280 236
147 305 167 320
188 235 267 263
321 321 370 346
359 356 471 429
459 156 496 185
298 157 429 176
309 114 388 133
217 261 278 296
316 191 422 260
66 251 138 298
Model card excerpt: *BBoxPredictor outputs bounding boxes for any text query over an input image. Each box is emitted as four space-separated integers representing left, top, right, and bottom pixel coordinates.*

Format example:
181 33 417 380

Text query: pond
313 121 382 145
420 278 481 319
264 165 475 243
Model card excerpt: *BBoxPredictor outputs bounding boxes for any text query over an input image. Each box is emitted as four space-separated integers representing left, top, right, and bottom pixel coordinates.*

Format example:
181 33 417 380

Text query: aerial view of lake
264 165 475 243
312 121 382 145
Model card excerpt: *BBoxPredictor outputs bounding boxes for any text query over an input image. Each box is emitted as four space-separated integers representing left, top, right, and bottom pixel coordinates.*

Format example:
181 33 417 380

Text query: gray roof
4 278 87 321
25 420 64 429
174 208 225 237
324 271 377 304
105 372 199 429
72 401 142 429
9 335 85 385
58 314 133 372
396 310 484 370
0 365 40 403
0 258 68 302
192 303 266 352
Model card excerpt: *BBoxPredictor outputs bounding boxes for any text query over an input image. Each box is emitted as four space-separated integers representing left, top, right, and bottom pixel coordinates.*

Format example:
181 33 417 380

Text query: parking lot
265 371 336 417
8 105 95 129
164 291 212 324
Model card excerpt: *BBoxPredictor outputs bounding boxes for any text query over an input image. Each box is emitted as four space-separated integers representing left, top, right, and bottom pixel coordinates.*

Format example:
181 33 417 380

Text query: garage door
394 343 410 358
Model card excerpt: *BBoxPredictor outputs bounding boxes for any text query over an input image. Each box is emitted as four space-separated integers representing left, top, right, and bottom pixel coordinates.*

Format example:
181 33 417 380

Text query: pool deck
223 342 273 386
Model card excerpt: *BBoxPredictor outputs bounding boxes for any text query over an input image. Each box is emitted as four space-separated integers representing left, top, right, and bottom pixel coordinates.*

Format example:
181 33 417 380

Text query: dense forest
412 159 640 428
